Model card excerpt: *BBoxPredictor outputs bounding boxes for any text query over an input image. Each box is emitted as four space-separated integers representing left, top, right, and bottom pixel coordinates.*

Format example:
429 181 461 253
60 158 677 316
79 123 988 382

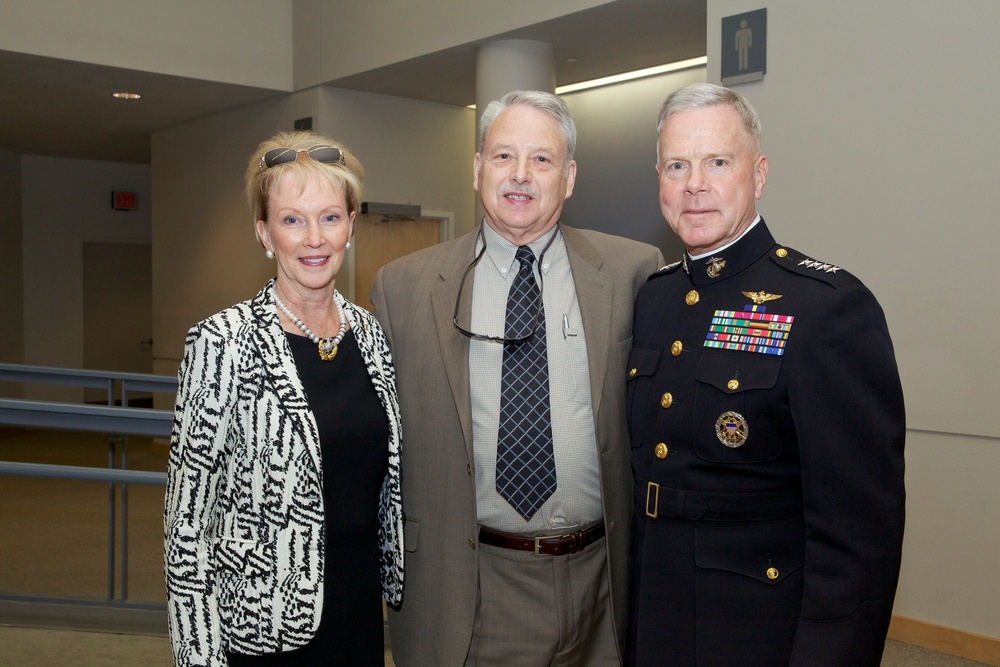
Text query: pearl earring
265 249 274 259
346 241 352 250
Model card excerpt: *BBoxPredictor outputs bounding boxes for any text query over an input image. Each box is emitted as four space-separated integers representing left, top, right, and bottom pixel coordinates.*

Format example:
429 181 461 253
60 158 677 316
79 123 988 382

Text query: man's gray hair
657 82 762 156
478 90 577 168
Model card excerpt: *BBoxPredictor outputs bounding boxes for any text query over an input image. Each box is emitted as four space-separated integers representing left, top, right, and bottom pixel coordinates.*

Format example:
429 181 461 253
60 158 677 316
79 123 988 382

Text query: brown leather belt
478 522 605 556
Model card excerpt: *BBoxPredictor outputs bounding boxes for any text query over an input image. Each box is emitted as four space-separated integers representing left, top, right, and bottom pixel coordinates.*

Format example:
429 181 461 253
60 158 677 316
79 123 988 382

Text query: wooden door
354 214 442 311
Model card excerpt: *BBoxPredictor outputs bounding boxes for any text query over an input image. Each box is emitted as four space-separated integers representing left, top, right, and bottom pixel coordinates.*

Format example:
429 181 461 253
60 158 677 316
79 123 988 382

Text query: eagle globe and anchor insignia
715 411 749 448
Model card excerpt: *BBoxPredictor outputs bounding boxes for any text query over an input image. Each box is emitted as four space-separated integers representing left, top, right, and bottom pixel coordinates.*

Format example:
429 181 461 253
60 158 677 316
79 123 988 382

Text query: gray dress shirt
469 222 602 534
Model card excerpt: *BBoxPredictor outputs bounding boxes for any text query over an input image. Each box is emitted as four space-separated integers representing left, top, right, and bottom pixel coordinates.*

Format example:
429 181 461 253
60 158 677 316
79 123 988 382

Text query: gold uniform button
629 368 637 378
671 340 683 356
660 392 673 409
767 567 779 580
654 443 668 459
775 248 788 258
685 290 700 306
727 379 739 391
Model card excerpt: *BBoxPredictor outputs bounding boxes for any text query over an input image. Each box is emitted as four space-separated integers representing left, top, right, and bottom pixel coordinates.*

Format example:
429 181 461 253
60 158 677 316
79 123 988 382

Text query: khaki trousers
467 535 619 667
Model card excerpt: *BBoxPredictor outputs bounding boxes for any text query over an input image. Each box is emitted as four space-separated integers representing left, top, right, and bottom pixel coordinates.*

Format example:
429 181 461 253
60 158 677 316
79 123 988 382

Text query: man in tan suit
372 90 663 666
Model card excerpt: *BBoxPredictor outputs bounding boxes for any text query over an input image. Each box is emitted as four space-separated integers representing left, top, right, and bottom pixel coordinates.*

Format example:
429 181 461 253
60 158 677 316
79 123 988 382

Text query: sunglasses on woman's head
259 145 345 172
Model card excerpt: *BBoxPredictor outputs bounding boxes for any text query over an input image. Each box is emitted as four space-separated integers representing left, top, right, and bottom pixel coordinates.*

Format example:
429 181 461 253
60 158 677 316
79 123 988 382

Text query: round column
475 39 556 147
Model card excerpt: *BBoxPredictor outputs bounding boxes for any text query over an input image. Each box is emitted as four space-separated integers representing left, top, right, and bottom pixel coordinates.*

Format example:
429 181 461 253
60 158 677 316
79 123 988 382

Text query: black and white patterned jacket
164 280 403 666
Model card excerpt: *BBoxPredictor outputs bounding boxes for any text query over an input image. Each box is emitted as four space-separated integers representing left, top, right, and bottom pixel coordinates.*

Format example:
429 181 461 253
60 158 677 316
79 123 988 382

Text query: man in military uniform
627 83 905 666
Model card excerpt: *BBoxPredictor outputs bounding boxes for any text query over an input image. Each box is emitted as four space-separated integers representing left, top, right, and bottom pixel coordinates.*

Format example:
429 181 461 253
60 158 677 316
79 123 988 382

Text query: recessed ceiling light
112 92 142 100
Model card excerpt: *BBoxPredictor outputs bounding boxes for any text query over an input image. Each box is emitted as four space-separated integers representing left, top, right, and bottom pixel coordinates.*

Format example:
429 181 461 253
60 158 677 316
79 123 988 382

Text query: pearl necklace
272 287 346 361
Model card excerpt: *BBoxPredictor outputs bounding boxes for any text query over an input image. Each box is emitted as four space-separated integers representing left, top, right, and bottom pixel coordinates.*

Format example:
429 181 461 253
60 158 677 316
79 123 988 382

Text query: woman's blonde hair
244 131 364 241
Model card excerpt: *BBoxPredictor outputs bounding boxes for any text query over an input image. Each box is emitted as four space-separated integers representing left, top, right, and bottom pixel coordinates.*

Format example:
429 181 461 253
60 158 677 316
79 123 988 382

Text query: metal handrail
0 461 166 485
0 365 177 612
0 363 178 395
0 399 172 437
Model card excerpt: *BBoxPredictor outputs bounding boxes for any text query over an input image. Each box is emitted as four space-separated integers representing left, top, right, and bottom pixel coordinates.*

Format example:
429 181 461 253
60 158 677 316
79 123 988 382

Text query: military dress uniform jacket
626 221 905 667
164 280 404 666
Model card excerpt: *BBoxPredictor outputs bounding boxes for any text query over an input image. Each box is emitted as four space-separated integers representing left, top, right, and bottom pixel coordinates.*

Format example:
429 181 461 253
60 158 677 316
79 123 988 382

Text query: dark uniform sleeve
787 280 905 665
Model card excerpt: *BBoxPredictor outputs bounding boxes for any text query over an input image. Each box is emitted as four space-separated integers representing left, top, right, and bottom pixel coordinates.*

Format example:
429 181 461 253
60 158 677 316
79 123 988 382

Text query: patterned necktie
495 245 556 520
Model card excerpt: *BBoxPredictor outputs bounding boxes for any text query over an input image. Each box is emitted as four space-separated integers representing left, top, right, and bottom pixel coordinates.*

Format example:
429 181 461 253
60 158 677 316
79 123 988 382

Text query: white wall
708 0 1000 640
0 0 293 89
20 155 151 401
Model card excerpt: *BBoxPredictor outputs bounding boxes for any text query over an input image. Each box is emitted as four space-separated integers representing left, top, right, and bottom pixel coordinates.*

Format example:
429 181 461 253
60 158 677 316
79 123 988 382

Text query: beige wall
0 149 24 397
150 86 475 374
0 0 293 89
708 0 1000 640
19 156 151 402
292 0 614 88
563 65 707 254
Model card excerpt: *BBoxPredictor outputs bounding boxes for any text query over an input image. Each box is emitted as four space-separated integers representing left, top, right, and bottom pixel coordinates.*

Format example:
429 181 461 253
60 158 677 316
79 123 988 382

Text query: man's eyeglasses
452 225 557 344
259 145 345 172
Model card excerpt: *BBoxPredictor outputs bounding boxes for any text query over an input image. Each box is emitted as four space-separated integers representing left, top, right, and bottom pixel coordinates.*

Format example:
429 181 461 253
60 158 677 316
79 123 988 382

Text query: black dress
227 328 389 666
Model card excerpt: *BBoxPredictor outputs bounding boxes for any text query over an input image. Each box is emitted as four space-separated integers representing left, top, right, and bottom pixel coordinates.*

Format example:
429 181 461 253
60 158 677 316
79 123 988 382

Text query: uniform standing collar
684 219 776 287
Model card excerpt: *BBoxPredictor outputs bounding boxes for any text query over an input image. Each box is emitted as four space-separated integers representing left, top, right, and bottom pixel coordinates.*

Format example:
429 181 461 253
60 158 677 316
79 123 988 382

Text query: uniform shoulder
646 258 683 281
768 244 861 288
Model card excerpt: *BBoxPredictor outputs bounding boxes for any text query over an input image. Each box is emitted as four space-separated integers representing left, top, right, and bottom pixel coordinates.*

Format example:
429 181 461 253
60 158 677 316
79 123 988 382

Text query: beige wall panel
294 0 614 87
0 0 292 89
0 149 23 398
708 0 1000 642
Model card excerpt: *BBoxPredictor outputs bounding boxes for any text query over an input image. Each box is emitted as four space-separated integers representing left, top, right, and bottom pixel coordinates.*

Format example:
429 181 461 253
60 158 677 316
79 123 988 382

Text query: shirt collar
477 221 563 279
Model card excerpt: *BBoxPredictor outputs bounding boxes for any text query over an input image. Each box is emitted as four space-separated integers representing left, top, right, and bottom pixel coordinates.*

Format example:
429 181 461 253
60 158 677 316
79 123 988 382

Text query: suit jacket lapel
563 226 613 420
429 231 477 462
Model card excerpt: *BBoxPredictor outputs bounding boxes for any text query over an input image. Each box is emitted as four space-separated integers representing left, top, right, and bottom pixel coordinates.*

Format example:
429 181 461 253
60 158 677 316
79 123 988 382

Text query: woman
164 131 403 666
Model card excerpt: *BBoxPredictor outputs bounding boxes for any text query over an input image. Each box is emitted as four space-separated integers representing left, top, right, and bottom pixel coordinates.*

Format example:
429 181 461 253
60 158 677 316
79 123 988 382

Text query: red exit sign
111 191 137 211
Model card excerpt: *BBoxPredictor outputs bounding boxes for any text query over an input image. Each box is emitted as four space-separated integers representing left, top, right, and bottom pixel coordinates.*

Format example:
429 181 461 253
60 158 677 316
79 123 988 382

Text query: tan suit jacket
372 225 663 666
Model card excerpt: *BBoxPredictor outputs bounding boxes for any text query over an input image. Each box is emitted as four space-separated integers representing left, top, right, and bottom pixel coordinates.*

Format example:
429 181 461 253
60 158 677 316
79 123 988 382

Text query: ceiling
0 0 705 165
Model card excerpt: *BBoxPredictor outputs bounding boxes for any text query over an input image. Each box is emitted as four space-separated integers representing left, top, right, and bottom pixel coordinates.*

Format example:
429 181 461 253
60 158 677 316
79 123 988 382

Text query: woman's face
255 171 354 299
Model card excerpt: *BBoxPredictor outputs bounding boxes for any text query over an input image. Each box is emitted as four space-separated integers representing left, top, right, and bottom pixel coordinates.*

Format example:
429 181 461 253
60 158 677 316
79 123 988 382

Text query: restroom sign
721 8 766 86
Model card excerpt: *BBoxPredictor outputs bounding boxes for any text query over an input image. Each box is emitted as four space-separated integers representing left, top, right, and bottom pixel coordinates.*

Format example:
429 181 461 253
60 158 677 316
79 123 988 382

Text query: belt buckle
645 481 660 518
534 536 546 556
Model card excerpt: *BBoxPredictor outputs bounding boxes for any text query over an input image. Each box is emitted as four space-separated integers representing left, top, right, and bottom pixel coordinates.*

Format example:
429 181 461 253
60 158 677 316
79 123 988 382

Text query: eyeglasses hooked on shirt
453 223 559 344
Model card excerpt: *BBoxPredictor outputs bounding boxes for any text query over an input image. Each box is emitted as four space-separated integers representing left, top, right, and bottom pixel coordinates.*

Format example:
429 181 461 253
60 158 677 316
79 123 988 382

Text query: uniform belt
644 483 802 521
478 522 605 556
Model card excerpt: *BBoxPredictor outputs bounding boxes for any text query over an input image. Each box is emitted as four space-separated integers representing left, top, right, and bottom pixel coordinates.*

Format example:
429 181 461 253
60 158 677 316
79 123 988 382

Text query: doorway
82 242 152 403
352 213 448 311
